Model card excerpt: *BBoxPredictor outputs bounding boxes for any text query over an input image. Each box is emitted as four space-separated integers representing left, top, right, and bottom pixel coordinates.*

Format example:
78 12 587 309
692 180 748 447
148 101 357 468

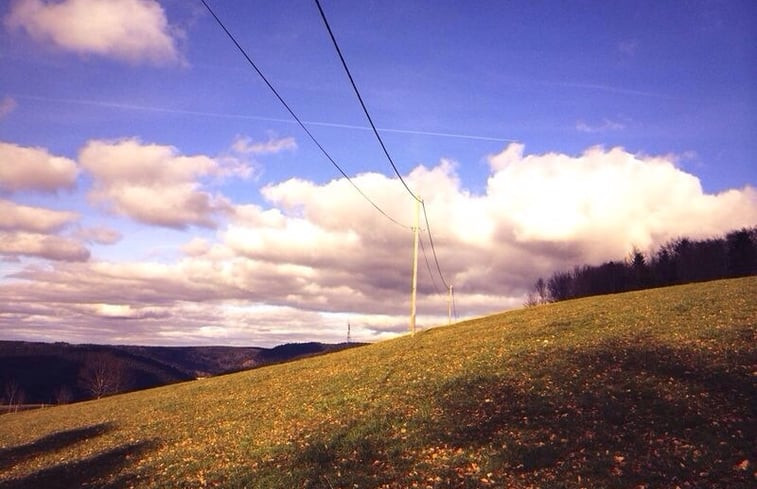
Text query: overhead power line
200 0 407 229
419 235 441 295
421 201 451 290
205 0 457 324
314 0 420 202
316 0 454 307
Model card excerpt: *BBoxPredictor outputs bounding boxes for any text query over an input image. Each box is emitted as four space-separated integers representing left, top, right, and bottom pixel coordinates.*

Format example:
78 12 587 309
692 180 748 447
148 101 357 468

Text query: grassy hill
1 277 754 488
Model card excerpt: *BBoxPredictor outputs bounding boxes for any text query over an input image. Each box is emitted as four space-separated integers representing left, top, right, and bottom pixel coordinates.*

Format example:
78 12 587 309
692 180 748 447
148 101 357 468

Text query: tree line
527 227 756 305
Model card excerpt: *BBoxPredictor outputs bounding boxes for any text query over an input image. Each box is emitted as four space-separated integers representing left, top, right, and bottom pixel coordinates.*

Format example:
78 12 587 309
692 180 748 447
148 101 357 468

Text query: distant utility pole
447 285 453 326
409 197 421 335
347 322 351 344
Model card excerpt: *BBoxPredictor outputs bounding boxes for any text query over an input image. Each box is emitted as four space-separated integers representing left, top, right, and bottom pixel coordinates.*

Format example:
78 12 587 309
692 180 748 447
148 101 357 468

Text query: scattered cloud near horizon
0 139 755 346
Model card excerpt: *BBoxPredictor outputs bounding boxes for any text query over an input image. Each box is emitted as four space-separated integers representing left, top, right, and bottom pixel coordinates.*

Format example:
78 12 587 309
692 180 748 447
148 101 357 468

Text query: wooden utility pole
447 285 453 325
409 197 421 335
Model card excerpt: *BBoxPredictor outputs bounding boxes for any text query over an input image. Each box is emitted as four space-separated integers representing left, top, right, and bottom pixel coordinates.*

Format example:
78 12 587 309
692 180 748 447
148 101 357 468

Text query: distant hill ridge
0 341 362 405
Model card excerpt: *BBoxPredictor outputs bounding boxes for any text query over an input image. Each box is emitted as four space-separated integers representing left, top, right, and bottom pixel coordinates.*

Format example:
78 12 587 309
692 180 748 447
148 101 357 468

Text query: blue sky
0 0 755 346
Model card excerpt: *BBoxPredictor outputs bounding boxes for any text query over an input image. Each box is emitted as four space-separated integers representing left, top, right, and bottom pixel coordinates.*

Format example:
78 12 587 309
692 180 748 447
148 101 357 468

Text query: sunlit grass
1 277 755 488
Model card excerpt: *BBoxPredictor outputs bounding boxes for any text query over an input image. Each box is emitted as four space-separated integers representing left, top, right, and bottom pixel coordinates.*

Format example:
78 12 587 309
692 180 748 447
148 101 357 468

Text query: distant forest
527 227 757 305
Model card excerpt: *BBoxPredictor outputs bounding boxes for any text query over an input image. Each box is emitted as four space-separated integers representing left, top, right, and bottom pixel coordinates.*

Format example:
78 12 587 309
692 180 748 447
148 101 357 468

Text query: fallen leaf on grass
734 459 749 470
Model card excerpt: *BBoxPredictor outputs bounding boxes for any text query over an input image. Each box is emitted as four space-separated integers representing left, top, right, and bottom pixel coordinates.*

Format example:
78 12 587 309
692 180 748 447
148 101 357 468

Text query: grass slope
1 277 755 489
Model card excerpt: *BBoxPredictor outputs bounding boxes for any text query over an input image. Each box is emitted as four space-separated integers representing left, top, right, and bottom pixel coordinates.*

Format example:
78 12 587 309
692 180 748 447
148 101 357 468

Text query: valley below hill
0 341 361 406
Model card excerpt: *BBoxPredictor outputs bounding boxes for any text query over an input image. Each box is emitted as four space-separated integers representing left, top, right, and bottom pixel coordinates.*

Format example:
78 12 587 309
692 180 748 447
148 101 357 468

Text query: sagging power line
203 0 458 331
419 235 441 295
200 0 408 229
421 201 450 290
314 0 420 203
315 0 457 331
315 0 453 333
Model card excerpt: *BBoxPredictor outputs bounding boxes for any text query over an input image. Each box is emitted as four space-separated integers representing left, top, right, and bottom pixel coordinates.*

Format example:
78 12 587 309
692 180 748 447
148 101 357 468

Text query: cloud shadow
0 423 114 471
425 343 755 487
0 439 157 489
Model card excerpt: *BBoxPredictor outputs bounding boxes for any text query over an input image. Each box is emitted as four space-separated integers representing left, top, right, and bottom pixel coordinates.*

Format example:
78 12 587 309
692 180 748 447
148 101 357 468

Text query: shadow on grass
427 343 755 488
245 418 407 489
236 341 754 489
0 439 158 489
0 423 115 471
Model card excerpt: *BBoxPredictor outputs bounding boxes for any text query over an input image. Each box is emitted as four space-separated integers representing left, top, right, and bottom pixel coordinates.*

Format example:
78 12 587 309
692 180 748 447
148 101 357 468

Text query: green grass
1 277 755 488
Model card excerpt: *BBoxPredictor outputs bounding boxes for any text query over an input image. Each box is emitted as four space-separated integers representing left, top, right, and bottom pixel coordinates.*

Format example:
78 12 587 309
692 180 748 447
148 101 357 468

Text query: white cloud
79 138 238 229
576 118 626 133
0 141 78 192
231 134 297 155
0 231 89 261
89 303 169 319
485 145 756 262
0 198 78 233
72 225 122 244
205 144 757 314
1 143 755 346
4 0 182 65
0 194 88 263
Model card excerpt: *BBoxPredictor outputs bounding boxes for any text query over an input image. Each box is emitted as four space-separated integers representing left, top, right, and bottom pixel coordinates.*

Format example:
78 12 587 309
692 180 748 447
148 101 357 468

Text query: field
1 277 755 488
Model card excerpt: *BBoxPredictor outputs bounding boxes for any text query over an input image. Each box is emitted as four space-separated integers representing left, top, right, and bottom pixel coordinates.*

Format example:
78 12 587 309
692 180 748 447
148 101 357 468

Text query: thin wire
419 235 441 295
421 201 450 290
314 0 420 202
316 0 455 310
200 0 408 229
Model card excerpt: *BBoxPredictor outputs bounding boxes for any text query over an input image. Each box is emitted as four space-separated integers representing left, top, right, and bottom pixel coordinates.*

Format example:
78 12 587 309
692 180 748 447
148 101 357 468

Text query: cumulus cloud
198 145 757 319
485 145 756 260
227 144 756 313
4 0 182 65
79 138 239 229
0 141 78 192
1 143 755 345
0 231 89 261
0 199 78 233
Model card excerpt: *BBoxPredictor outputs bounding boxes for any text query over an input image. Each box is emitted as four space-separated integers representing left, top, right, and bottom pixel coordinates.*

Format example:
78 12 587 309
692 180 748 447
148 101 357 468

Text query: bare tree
535 278 548 304
79 353 125 399
525 278 550 307
547 272 573 302
3 378 26 413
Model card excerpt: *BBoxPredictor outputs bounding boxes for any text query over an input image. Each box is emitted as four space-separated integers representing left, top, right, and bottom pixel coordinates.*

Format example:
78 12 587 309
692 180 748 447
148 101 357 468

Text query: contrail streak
14 94 518 143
